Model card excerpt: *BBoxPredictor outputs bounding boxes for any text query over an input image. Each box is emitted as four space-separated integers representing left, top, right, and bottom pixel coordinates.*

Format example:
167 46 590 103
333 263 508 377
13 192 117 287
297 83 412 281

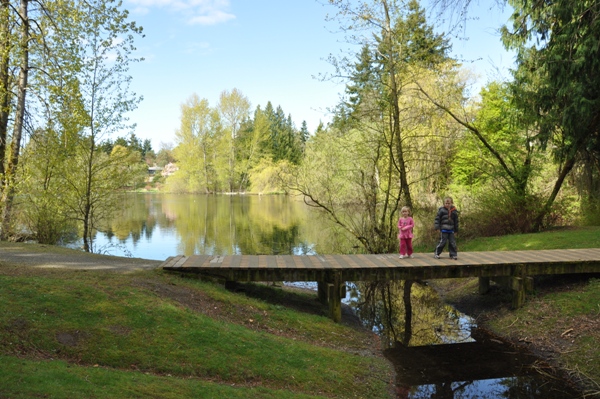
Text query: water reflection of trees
101 193 326 255
96 193 160 252
352 280 580 399
349 280 472 347
404 376 580 399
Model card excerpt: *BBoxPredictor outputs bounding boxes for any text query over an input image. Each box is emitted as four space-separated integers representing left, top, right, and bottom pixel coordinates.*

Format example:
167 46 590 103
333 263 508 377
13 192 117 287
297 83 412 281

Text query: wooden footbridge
161 248 600 322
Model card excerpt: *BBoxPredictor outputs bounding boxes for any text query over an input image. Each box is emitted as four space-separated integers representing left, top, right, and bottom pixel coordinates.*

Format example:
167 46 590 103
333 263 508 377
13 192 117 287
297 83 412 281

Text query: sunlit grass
0 268 392 398
460 226 600 252
0 355 320 399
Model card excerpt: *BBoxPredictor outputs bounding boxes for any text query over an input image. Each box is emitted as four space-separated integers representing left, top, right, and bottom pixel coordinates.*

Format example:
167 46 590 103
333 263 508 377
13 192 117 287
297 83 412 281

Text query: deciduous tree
172 94 223 193
218 88 250 192
291 0 456 253
58 0 143 252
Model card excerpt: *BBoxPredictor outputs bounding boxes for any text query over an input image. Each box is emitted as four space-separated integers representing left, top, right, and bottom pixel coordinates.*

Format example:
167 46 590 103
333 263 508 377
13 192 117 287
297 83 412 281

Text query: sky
123 0 515 151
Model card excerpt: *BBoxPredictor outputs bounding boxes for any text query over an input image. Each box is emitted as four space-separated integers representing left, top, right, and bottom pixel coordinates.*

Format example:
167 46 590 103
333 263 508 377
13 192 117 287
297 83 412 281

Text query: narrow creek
347 281 582 399
289 280 582 399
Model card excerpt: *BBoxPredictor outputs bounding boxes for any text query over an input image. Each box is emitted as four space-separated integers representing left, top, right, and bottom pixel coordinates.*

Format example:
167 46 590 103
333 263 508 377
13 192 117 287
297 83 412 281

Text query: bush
459 191 541 238
580 196 600 226
21 198 73 245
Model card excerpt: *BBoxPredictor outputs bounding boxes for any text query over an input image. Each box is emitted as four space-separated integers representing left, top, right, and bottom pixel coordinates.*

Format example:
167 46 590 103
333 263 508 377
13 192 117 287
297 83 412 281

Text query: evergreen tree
503 0 600 229
299 120 310 151
142 139 154 160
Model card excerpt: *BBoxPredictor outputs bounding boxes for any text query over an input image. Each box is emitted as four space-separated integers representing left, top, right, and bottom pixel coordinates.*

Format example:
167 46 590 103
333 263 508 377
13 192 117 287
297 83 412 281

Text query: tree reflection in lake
348 280 582 399
78 193 344 259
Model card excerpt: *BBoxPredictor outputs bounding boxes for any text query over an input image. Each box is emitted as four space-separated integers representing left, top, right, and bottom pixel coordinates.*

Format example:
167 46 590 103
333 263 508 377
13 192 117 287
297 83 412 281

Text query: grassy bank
0 261 393 398
1 227 599 398
430 226 600 398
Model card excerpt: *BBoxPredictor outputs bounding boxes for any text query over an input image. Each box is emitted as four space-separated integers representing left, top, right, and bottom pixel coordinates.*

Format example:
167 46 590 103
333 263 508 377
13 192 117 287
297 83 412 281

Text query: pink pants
399 238 413 256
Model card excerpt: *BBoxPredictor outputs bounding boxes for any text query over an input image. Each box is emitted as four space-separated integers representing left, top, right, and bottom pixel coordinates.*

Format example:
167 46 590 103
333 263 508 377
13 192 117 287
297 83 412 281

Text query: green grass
0 268 392 398
460 226 600 251
0 355 321 399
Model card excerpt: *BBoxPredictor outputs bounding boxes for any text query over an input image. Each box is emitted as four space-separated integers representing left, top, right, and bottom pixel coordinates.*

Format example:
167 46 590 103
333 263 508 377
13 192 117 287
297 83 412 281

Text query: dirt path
0 241 162 272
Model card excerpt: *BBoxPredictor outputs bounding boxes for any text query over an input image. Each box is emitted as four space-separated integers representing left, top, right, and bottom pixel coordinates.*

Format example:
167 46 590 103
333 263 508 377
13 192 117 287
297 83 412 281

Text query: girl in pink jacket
398 206 415 258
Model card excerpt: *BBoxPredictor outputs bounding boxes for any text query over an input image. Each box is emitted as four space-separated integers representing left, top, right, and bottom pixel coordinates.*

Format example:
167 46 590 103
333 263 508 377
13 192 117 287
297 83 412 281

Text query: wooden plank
581 248 600 258
399 254 429 267
266 255 278 269
243 255 257 268
209 255 223 266
183 255 210 268
379 254 400 267
300 256 314 269
333 255 353 269
370 254 399 268
321 254 344 269
308 255 326 269
258 255 268 268
282 255 296 269
291 255 306 269
275 255 286 269
173 256 187 268
462 252 498 265
230 255 242 268
338 254 361 268
356 254 386 269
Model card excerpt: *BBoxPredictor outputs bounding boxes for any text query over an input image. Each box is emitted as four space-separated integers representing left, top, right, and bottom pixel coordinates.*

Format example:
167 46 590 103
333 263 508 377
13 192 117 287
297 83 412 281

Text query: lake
80 192 347 260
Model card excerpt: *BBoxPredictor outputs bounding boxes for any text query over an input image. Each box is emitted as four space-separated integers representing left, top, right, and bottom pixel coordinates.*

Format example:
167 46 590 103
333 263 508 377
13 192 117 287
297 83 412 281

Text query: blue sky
123 0 514 151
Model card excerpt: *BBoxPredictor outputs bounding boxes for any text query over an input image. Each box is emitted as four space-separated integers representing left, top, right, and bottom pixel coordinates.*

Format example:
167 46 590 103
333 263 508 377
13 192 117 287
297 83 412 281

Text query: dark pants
435 231 457 257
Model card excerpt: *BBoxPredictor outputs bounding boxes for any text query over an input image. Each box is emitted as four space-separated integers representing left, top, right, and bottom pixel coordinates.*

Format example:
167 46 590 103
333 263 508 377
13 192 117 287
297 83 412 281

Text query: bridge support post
317 281 328 305
324 271 343 323
511 265 533 309
478 277 490 294
511 277 525 309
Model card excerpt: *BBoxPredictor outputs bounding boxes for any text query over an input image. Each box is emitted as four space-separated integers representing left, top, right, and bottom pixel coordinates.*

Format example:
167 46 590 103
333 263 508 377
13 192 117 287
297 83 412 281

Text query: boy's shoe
450 256 458 260
434 254 440 259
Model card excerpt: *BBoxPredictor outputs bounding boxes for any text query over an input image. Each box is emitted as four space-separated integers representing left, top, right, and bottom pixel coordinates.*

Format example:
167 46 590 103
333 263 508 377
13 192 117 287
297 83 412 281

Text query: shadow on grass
229 281 328 317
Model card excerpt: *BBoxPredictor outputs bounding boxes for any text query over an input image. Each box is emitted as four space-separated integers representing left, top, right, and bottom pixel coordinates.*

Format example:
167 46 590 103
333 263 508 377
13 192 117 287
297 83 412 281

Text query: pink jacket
398 217 414 239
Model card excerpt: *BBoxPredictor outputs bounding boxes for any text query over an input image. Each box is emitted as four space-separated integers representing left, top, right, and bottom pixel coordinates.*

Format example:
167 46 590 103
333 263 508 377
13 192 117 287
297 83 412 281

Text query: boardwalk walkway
161 248 600 322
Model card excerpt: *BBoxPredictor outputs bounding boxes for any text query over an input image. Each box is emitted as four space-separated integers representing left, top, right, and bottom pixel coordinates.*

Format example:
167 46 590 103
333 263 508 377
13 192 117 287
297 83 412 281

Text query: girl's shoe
408 255 414 258
399 255 405 259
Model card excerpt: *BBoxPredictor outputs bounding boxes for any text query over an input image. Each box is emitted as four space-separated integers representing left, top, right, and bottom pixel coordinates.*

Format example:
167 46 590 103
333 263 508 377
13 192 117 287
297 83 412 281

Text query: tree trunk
0 0 11 182
0 0 28 240
382 0 412 210
533 156 576 231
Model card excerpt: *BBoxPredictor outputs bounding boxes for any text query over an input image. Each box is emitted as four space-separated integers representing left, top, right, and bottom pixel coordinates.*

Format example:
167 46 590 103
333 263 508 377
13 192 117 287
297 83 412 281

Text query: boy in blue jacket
434 197 459 259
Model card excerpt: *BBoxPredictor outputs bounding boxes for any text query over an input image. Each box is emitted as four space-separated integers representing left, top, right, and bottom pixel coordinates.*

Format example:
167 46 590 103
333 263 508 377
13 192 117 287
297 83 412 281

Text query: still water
75 193 582 399
85 193 341 260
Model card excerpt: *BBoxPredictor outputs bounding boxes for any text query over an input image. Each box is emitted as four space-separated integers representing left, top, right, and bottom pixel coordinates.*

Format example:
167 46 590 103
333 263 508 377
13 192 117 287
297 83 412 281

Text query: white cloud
188 10 235 25
126 0 235 25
